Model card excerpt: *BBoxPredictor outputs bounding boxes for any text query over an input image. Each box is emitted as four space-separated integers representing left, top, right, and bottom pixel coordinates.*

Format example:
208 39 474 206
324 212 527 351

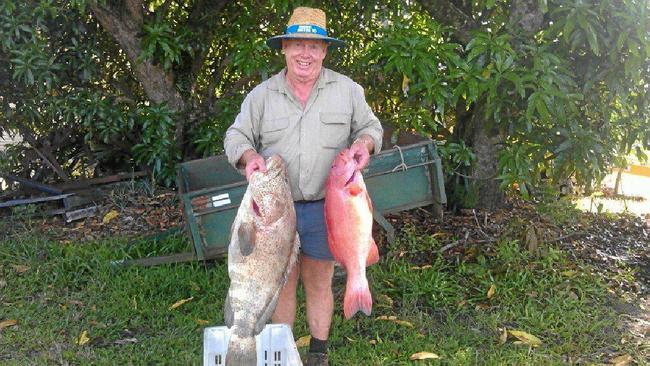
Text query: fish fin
224 293 234 327
347 183 363 196
343 275 372 319
253 233 301 334
254 287 281 334
226 333 257 365
237 222 256 256
366 237 379 266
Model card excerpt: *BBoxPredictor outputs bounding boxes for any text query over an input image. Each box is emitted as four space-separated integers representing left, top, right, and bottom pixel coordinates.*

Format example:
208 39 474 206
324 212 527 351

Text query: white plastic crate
203 324 302 366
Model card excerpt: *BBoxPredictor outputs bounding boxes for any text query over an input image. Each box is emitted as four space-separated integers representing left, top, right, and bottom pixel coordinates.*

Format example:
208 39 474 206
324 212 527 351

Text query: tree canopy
1 0 648 206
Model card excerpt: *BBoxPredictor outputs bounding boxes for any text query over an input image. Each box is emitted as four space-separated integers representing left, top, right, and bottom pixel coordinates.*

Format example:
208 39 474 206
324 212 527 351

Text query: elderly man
224 6 383 365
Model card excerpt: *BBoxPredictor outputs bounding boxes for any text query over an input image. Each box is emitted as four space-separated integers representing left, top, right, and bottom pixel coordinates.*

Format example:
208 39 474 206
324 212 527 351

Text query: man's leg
301 256 335 339
271 257 301 327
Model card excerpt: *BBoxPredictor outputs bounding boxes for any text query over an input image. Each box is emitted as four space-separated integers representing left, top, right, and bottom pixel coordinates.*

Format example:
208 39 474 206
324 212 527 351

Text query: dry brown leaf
11 264 29 274
487 284 496 299
295 335 311 348
561 270 576 277
376 315 397 321
499 328 508 345
102 209 119 224
114 337 138 345
196 319 209 326
377 294 394 308
409 352 440 360
525 225 538 254
169 296 194 310
376 315 413 327
394 320 414 328
76 330 90 346
610 354 633 366
0 319 17 329
508 330 542 347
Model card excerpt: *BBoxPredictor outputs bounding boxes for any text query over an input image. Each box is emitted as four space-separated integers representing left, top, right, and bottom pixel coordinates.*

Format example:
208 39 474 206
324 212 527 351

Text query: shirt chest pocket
319 112 351 149
260 117 289 146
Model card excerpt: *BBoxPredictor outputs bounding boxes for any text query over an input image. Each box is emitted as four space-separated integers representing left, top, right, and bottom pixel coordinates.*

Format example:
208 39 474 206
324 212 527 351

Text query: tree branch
417 0 475 44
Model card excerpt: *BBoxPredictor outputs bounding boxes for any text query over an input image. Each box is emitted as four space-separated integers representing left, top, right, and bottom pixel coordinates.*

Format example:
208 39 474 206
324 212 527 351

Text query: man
224 6 383 366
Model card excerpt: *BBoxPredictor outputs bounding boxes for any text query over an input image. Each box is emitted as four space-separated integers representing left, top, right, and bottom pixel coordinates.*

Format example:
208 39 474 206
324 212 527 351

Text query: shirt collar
268 67 337 93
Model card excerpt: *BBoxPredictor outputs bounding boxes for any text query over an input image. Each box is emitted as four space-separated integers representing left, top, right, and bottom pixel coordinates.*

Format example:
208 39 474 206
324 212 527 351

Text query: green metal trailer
176 140 446 261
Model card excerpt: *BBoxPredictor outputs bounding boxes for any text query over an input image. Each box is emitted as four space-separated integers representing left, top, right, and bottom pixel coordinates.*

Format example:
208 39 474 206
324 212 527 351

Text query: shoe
306 352 329 366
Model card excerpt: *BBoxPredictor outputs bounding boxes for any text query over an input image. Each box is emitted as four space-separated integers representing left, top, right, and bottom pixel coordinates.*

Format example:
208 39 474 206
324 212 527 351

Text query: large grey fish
224 155 300 365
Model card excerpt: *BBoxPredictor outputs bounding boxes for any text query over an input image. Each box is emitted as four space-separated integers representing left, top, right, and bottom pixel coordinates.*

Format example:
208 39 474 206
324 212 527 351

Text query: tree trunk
454 106 505 209
91 1 187 151
449 0 544 209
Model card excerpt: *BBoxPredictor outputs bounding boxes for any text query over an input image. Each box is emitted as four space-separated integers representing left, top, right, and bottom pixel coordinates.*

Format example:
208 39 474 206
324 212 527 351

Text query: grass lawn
0 202 646 365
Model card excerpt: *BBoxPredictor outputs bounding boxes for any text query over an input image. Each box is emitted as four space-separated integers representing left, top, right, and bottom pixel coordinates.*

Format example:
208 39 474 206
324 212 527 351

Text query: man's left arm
349 82 383 169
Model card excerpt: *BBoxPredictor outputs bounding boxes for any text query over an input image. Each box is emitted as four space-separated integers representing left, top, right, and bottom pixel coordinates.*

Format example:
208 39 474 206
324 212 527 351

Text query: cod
224 155 300 365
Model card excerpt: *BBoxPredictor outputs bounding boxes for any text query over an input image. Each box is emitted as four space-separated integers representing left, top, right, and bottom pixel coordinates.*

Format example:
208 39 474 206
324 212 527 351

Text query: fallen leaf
487 284 496 299
102 209 119 224
0 319 17 329
369 339 377 345
394 320 414 328
376 315 413 327
114 337 138 345
0 280 6 288
561 270 576 277
499 328 508 345
508 330 542 347
610 354 633 366
376 315 397 321
295 335 311 348
76 330 90 346
377 294 394 308
11 264 29 274
411 265 432 270
196 319 209 326
169 296 194 310
409 351 440 360
526 225 538 254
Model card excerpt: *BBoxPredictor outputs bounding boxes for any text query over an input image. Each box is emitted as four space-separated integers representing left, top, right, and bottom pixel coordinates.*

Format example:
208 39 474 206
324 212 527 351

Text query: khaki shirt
224 67 383 201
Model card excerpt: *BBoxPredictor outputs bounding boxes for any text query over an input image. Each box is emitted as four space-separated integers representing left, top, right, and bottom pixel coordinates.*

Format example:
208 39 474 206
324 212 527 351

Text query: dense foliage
1 0 648 204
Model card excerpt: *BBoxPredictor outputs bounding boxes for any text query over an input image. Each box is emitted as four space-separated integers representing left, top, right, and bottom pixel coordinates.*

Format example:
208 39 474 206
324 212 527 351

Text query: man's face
282 38 328 81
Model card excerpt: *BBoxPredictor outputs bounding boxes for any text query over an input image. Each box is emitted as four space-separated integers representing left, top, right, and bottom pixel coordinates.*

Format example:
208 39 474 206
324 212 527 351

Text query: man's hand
349 135 374 170
240 149 267 181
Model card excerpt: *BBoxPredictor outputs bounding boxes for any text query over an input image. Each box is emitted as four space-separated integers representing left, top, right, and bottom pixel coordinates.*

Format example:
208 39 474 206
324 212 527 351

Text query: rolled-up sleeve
224 91 261 169
350 82 383 154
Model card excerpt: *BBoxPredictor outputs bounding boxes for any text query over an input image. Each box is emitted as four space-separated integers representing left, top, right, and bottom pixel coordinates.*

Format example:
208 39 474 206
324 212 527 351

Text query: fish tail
226 333 257 365
343 274 372 319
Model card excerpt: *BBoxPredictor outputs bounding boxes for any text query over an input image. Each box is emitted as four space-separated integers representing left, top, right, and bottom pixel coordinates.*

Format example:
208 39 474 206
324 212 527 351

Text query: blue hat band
286 24 328 37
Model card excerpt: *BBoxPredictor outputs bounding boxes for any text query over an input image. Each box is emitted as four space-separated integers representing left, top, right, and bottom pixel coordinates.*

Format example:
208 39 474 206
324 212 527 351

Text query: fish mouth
344 170 357 186
252 199 261 216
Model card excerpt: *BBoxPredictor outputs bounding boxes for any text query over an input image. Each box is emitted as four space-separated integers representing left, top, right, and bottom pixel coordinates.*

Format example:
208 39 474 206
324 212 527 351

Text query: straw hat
266 7 346 49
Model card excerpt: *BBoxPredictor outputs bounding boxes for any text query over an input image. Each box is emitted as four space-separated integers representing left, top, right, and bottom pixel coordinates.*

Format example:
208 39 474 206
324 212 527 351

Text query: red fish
325 149 379 319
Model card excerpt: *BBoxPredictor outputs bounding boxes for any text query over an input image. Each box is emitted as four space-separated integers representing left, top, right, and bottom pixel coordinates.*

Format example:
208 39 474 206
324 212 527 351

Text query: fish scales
224 155 300 365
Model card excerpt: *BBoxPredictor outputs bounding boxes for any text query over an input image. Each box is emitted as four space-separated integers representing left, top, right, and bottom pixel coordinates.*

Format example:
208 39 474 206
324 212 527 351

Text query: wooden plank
0 193 73 208
0 173 63 195
112 246 228 267
57 171 148 191
65 206 98 222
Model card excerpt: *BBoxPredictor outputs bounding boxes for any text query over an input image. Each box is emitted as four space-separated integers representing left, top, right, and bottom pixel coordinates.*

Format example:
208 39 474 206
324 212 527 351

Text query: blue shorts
294 200 334 261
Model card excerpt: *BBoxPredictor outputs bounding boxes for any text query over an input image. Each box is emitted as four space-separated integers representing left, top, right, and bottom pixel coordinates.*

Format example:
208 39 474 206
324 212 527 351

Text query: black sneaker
306 352 329 366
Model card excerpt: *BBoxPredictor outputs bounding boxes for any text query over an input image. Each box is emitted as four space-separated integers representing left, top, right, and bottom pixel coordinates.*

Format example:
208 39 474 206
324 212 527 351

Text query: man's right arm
224 91 265 179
